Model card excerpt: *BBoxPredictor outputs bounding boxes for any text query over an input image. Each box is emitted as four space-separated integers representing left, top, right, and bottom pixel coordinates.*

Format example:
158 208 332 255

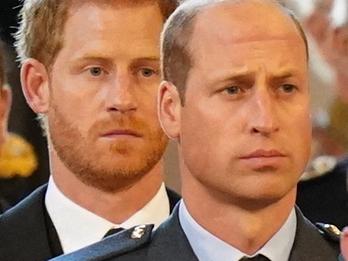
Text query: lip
100 129 142 138
239 149 286 159
238 149 287 169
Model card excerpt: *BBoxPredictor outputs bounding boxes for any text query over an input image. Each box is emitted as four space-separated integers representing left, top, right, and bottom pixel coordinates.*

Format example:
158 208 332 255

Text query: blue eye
89 67 103 77
280 84 297 93
225 86 241 95
139 68 156 78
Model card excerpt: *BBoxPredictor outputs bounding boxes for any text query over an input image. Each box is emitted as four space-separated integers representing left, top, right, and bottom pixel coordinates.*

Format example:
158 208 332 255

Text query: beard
47 103 168 193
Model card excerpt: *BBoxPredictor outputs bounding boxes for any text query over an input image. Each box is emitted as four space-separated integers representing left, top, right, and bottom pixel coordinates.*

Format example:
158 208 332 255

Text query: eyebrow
71 55 160 68
70 55 160 70
221 68 299 80
130 57 160 66
210 68 253 82
75 55 159 62
271 70 298 79
225 73 254 81
132 57 160 62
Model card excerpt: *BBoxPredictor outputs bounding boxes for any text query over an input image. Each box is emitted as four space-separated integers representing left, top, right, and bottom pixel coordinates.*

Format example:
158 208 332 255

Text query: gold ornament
0 133 38 178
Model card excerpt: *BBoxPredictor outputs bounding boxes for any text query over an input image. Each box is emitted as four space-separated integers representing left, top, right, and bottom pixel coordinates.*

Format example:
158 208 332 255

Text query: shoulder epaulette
315 222 341 242
50 224 154 261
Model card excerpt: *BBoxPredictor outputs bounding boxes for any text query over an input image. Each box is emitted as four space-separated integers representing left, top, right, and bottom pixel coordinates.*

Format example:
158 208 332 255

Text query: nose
105 74 137 113
249 89 279 136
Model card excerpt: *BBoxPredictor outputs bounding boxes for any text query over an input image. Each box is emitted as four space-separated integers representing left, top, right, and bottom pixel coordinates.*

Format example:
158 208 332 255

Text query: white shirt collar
179 201 296 261
45 177 170 254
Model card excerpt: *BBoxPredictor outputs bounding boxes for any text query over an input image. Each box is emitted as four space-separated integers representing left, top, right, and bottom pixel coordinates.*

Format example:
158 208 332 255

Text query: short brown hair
15 0 179 69
161 0 309 104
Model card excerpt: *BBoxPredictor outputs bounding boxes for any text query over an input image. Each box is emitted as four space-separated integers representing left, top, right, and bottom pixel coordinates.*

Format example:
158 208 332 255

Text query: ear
158 81 181 141
20 58 50 113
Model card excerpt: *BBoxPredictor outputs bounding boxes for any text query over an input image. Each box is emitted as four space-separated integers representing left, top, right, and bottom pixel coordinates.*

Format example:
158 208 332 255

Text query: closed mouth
101 129 142 138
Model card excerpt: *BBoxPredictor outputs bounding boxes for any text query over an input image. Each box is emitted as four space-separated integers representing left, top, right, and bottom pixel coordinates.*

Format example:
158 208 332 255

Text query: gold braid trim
0 133 38 178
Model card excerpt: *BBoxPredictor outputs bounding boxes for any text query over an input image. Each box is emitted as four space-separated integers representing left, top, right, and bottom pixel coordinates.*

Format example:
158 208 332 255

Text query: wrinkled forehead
190 1 304 48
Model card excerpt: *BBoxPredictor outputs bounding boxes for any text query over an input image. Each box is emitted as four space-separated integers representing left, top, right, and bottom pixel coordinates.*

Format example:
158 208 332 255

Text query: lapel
50 225 155 261
50 203 341 261
51 204 198 261
0 184 57 261
145 204 198 261
158 205 340 261
50 194 184 261
289 207 340 261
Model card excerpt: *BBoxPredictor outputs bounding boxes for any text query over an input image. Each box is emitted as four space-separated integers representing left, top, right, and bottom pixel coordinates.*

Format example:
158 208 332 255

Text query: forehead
65 1 164 39
187 1 307 71
190 1 305 54
69 0 161 11
67 1 164 27
58 2 164 60
184 1 308 85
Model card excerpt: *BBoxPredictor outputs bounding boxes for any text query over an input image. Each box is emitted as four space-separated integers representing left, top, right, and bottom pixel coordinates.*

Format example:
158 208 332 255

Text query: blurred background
0 0 347 228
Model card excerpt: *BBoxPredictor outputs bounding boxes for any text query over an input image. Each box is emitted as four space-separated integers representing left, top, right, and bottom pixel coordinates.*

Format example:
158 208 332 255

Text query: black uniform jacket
297 157 348 229
51 204 342 261
0 184 180 261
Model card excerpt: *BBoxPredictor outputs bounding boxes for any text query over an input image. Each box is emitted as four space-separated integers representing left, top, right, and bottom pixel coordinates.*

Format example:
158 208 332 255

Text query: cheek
180 102 243 151
181 107 216 145
297 111 312 140
287 112 312 165
51 77 98 113
301 119 312 158
49 93 93 137
180 108 225 168
140 98 161 128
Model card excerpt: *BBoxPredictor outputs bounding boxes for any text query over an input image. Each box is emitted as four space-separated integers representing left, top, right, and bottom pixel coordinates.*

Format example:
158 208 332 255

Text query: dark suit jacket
0 184 180 261
52 205 341 261
297 157 348 230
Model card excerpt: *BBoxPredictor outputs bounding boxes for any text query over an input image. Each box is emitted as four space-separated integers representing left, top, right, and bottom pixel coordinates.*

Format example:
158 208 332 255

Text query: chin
219 179 295 209
82 173 143 193
229 190 290 210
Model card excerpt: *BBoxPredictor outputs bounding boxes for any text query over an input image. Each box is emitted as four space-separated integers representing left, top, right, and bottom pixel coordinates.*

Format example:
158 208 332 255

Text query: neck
49 147 164 224
182 171 296 255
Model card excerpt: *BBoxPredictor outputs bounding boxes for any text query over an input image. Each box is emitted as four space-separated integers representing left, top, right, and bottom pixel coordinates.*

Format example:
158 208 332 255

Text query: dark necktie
239 254 270 261
103 227 124 238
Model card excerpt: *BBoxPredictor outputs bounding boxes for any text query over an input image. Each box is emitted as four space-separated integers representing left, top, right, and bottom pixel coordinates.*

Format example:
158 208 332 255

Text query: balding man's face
178 1 311 207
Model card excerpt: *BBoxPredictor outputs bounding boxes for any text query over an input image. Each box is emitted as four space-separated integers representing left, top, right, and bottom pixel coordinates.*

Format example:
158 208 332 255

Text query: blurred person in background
0 0 51 208
0 40 37 213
